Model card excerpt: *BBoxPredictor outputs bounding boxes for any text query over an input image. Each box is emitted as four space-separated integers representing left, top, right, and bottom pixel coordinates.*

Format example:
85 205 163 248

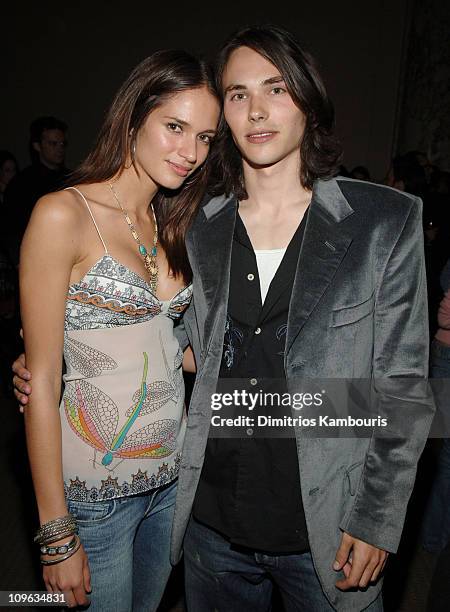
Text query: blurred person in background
0 150 18 204
385 152 448 334
409 150 435 185
385 152 428 198
3 116 70 265
422 259 450 611
429 169 450 232
350 165 371 181
422 258 450 555
0 151 20 392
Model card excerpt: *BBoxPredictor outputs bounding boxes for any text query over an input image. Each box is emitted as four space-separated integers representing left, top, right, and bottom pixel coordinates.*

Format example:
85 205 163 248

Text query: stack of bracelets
34 514 80 566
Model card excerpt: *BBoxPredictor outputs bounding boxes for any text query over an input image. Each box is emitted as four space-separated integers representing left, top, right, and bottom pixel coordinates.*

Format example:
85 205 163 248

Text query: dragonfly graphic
125 330 182 418
64 336 118 377
64 351 177 468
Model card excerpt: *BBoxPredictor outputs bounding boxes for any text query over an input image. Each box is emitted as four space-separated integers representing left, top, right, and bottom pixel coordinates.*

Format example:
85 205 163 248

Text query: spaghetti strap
65 186 108 253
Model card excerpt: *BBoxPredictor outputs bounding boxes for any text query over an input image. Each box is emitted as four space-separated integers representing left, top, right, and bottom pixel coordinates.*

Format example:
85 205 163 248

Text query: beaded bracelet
40 535 78 556
40 536 81 566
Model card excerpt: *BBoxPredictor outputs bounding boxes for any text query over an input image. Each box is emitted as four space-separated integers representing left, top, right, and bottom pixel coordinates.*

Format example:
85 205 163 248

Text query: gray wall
3 0 410 181
397 0 450 170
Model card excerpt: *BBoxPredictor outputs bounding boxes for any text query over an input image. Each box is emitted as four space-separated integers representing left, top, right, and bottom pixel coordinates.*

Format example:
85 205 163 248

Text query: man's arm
340 196 434 551
14 304 196 406
333 196 434 589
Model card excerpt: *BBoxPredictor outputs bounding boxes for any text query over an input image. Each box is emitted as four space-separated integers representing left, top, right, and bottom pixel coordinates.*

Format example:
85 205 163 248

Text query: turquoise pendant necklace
109 182 158 293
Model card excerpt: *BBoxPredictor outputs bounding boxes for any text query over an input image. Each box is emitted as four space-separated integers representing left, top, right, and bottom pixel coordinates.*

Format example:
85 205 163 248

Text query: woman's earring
125 139 136 169
124 130 135 169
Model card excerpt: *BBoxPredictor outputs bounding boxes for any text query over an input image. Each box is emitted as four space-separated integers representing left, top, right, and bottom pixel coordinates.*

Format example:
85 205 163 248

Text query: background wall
396 0 450 169
2 0 412 180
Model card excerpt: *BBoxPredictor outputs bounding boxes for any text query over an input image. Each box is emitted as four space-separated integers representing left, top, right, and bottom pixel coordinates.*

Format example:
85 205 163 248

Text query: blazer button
247 273 255 281
250 378 258 386
255 327 261 335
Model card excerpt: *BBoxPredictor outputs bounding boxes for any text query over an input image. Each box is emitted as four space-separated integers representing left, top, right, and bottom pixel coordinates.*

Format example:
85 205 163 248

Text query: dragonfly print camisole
60 188 192 502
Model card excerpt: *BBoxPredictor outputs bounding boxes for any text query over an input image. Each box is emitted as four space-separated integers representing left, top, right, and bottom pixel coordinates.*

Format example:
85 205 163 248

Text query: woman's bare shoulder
30 188 89 230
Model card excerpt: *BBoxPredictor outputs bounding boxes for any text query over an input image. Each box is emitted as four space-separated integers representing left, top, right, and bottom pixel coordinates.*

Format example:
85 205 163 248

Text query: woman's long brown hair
68 50 219 283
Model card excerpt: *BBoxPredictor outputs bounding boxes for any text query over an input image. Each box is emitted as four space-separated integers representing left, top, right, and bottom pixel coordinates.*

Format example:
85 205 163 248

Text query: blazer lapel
285 178 355 355
190 194 237 353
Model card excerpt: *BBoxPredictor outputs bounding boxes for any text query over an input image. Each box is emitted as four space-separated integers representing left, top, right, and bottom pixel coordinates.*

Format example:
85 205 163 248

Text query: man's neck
238 152 312 250
241 151 311 213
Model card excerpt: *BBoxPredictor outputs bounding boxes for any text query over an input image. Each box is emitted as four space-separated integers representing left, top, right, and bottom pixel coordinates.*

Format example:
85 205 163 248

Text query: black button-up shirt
193 211 310 553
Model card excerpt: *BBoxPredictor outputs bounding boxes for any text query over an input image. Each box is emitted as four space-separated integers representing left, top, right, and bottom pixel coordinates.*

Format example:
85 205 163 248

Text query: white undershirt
254 248 287 304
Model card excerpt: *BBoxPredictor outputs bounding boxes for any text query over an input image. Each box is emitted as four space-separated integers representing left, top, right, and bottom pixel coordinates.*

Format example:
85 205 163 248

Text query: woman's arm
20 193 90 607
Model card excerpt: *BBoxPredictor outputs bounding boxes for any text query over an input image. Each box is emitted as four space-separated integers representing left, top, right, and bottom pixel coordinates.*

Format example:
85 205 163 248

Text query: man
171 26 433 611
3 116 69 264
14 26 433 612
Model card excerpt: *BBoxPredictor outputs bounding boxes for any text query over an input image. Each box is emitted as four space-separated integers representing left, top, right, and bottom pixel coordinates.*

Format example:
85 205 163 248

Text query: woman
19 50 219 610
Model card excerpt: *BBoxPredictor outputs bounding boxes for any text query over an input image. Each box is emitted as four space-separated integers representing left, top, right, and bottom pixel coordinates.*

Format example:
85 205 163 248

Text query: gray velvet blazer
171 177 435 611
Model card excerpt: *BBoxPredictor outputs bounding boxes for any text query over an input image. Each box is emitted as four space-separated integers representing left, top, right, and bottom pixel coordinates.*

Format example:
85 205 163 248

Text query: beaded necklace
109 182 158 293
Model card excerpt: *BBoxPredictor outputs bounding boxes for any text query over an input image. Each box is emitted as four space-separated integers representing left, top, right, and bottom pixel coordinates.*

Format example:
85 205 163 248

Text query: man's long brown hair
68 50 218 283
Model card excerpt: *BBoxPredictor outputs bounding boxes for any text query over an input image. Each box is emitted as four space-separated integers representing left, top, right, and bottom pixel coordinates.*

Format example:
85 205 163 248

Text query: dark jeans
184 517 383 612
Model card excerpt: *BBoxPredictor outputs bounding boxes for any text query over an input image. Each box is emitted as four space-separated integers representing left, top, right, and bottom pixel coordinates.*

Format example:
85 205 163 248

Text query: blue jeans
422 340 450 553
184 518 383 612
66 479 177 612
